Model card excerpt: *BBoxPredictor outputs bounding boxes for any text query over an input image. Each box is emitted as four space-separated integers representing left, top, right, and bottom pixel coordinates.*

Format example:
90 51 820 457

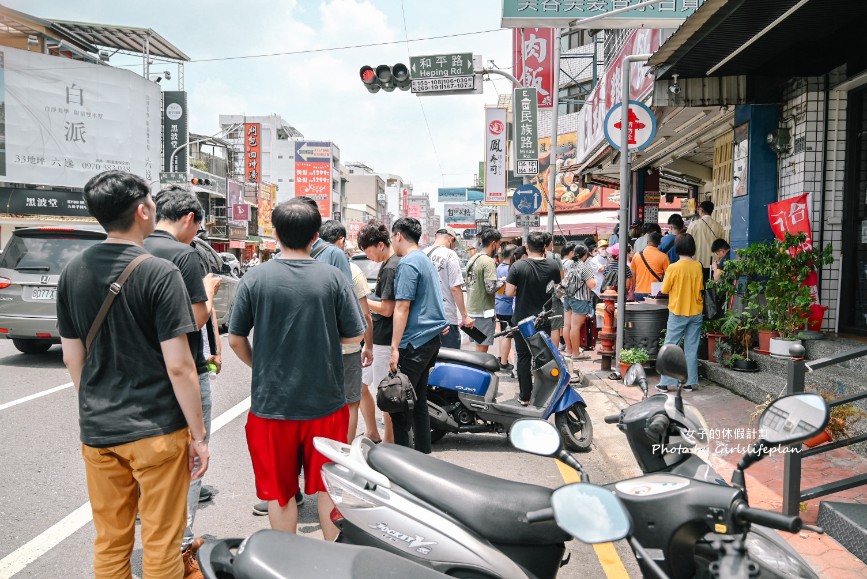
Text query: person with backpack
630 231 670 302
559 243 577 358
563 245 596 363
466 228 503 353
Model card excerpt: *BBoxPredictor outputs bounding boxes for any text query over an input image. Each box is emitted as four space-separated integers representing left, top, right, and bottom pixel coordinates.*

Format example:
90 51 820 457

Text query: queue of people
57 168 731 578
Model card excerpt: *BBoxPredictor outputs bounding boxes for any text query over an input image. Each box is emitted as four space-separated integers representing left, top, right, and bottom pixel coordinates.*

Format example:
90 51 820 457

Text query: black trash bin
620 302 669 359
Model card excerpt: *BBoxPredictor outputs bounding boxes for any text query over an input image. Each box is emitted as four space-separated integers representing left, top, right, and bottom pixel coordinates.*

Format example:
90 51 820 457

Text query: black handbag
376 371 416 414
702 286 724 320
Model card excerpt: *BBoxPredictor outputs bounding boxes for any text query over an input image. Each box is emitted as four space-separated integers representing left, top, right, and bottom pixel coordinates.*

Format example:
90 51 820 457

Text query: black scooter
513 344 828 579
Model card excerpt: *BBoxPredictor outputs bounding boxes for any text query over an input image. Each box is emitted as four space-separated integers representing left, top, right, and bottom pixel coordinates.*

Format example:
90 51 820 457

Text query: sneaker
499 362 514 371
655 384 669 392
252 493 304 516
182 541 205 579
510 369 517 379
198 486 213 503
682 384 695 392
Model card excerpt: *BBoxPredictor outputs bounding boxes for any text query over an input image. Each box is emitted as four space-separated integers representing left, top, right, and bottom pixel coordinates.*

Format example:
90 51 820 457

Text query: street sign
160 171 187 186
604 100 657 151
438 187 467 203
513 87 539 175
502 0 705 29
512 184 542 215
515 214 540 227
410 53 474 78
412 55 483 96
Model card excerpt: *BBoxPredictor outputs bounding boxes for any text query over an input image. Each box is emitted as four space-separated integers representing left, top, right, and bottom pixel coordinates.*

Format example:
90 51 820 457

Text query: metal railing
782 345 867 516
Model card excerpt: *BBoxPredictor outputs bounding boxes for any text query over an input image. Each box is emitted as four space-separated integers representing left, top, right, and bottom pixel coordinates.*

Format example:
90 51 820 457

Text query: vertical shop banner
406 204 422 219
513 28 555 108
444 204 475 229
244 123 261 183
229 179 249 221
258 182 276 237
513 87 539 175
294 141 332 218
484 108 508 204
162 91 187 172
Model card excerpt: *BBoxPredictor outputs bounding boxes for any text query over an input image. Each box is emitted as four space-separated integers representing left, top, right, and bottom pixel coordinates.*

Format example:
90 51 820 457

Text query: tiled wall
778 67 847 331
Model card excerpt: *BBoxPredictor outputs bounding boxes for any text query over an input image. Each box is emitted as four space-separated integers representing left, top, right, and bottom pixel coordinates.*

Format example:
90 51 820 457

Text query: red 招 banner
768 193 813 252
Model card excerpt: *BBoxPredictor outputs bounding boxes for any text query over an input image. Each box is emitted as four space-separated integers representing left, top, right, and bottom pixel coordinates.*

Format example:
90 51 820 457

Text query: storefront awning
650 0 865 80
246 235 263 244
499 210 680 239
0 187 91 218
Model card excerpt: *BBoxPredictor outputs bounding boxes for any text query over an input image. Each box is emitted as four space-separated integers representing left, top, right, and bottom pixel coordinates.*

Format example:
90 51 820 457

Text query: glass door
841 88 867 334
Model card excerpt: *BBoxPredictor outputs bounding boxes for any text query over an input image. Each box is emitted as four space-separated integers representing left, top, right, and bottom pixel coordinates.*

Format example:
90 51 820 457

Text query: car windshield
353 257 381 281
0 235 101 274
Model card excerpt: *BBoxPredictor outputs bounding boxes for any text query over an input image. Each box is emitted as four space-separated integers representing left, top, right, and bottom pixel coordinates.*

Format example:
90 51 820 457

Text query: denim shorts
565 297 593 315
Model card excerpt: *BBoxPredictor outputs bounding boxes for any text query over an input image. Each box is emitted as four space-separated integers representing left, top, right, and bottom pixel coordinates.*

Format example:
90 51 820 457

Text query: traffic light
359 64 411 93
191 177 212 186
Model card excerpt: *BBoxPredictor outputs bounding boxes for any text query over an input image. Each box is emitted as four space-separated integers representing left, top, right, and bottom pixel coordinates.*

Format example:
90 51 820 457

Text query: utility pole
546 28 560 235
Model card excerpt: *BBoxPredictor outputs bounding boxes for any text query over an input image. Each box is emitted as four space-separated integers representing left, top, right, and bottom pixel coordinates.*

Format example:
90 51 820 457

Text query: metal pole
615 54 652 369
547 28 560 235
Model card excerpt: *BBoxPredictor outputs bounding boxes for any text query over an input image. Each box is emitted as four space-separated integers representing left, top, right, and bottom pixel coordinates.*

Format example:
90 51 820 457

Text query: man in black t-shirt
357 220 400 444
506 231 562 405
229 199 365 541
144 186 221 565
57 171 208 579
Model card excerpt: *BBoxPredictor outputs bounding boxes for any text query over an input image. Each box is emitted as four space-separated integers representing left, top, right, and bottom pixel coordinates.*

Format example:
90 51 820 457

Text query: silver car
0 226 238 355
218 252 242 277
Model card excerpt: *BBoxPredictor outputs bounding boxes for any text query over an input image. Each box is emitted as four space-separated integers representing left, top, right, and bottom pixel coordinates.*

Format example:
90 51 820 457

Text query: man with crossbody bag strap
57 171 209 579
686 200 724 282
631 232 670 302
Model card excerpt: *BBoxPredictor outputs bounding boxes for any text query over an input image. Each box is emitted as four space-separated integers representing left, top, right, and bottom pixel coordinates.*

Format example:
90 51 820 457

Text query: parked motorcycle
197 481 633 579
515 344 829 579
427 282 592 451
608 344 821 578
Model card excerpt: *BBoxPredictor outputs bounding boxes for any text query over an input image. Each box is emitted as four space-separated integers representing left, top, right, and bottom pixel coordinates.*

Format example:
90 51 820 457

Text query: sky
10 0 517 209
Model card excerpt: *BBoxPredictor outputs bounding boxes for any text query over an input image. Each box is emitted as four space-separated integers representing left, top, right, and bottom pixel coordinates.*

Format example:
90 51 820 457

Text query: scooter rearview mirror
758 393 829 445
623 363 646 386
545 280 556 295
551 484 632 544
738 393 830 472
655 344 688 384
510 419 562 457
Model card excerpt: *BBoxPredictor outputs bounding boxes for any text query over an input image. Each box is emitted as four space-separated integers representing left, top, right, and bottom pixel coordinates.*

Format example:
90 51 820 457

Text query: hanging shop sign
294 141 332 218
484 107 508 204
513 28 555 108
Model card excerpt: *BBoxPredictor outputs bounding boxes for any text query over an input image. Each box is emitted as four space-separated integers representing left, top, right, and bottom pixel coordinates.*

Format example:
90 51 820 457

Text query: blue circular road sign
513 184 542 215
603 100 657 152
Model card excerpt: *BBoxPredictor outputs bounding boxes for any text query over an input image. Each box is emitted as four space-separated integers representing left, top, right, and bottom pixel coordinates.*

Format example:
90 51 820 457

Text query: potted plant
619 348 649 379
714 339 733 366
703 318 725 363
803 385 867 447
756 323 779 353
719 302 759 371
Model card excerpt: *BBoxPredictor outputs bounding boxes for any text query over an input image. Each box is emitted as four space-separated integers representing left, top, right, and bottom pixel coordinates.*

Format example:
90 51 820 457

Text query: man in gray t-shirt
423 227 472 349
229 199 365 541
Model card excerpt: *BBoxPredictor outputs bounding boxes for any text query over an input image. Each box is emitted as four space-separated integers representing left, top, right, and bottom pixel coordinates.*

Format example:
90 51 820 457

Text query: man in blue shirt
388 217 447 453
659 214 685 264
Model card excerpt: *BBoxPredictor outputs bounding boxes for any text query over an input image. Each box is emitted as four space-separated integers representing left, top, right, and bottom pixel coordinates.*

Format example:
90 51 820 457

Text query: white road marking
0 382 73 412
0 396 251 579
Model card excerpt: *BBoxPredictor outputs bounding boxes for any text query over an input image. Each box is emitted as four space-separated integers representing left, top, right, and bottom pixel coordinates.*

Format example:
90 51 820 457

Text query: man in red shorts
229 199 366 539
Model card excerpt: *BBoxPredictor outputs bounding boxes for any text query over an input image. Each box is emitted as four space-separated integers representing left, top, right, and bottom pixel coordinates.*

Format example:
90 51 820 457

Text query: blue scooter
427 300 593 451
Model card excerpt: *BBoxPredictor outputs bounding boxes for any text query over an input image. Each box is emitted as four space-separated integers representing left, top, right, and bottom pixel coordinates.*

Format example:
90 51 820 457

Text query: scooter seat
437 347 501 372
224 530 449 579
367 444 570 545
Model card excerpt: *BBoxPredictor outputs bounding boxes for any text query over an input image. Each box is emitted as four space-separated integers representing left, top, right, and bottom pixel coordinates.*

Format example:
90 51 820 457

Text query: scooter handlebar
734 502 802 533
604 414 621 424
646 414 670 441
524 507 555 524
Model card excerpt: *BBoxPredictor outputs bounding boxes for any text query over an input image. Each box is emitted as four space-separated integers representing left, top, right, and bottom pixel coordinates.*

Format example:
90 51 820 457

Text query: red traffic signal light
360 65 380 93
360 64 411 94
191 177 212 186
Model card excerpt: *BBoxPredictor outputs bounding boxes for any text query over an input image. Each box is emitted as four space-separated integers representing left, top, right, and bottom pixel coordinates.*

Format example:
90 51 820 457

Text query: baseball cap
630 219 643 227
436 226 458 239
598 238 609 248
608 243 620 257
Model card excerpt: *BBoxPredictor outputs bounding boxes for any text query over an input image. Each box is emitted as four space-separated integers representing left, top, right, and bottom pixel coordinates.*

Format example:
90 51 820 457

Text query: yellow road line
556 461 631 579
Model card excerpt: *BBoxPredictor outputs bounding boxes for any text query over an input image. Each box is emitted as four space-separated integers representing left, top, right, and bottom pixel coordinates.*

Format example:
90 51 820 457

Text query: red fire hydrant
598 288 618 371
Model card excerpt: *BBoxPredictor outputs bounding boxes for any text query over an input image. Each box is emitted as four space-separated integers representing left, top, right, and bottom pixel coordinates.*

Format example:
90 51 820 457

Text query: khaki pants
81 428 190 579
